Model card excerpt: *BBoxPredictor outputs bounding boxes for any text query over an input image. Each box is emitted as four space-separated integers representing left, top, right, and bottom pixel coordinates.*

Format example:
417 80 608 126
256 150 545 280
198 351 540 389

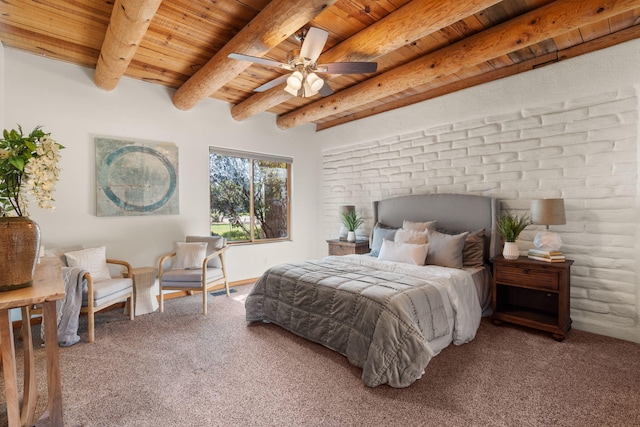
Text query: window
209 147 292 243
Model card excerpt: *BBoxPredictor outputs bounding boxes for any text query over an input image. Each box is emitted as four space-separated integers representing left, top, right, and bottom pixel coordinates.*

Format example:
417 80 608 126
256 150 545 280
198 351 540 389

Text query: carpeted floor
1 284 639 426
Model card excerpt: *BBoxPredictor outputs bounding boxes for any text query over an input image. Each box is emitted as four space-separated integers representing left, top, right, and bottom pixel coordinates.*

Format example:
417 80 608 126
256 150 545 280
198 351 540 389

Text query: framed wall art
95 137 179 217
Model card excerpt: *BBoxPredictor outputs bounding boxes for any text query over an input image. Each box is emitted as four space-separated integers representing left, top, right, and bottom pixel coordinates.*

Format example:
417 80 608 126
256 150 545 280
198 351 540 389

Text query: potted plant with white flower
0 125 64 290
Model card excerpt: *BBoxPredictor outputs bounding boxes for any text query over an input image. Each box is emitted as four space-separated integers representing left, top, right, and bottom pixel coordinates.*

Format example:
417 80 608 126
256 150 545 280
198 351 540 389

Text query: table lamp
530 198 566 251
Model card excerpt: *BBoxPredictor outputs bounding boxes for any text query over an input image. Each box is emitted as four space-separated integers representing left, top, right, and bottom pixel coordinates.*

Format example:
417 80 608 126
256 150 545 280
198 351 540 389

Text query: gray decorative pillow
462 229 485 268
437 228 486 268
370 223 398 257
425 230 469 268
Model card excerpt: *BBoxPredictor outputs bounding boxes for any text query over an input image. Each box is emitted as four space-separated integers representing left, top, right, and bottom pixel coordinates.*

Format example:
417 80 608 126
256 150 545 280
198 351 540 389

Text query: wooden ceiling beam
317 23 640 131
277 0 640 130
94 0 163 91
171 0 337 111
230 0 503 122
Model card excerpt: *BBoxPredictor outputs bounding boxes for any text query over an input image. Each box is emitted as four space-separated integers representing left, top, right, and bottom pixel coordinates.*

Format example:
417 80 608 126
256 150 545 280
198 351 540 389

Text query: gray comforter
245 255 481 388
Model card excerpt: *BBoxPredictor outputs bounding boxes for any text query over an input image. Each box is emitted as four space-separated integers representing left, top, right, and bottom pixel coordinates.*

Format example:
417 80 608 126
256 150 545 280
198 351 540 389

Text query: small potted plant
496 212 532 260
342 210 363 242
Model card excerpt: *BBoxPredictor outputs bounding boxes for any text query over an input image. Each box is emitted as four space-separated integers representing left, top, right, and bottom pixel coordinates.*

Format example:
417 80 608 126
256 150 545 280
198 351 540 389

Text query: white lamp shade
286 71 303 91
306 72 324 92
302 81 318 97
284 85 299 96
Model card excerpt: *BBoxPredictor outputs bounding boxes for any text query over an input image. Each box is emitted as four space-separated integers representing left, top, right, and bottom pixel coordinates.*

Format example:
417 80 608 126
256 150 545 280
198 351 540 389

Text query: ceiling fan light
302 81 318 98
286 71 303 91
284 85 299 96
306 72 324 92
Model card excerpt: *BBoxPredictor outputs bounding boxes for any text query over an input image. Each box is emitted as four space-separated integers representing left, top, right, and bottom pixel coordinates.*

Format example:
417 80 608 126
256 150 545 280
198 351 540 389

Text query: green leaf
9 157 25 171
24 140 37 152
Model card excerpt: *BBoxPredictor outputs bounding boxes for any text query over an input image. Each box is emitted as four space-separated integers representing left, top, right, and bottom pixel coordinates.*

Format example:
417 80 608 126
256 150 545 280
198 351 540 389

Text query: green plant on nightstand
496 212 532 260
496 212 532 242
342 210 363 242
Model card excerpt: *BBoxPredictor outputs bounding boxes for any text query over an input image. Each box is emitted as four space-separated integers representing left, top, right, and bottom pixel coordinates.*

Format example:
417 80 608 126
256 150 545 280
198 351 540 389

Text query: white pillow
378 239 429 266
173 242 208 270
402 220 436 232
394 228 428 244
65 247 111 282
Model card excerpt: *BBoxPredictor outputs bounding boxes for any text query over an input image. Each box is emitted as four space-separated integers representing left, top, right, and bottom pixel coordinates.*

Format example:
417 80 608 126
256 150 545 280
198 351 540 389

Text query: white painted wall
2 49 326 283
319 39 640 343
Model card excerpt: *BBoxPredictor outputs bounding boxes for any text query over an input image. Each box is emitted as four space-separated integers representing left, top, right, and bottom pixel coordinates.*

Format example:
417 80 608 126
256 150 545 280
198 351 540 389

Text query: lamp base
534 230 563 252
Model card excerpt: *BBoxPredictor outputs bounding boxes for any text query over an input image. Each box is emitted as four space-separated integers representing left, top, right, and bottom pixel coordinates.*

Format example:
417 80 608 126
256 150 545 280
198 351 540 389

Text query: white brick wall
322 89 639 343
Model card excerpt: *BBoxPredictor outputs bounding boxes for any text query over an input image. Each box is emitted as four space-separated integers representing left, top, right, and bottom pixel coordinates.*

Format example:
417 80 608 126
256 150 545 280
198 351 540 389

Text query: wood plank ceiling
1 0 639 131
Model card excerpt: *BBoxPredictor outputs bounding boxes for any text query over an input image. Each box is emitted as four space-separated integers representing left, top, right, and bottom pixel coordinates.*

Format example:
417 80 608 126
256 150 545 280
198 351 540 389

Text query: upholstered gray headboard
373 193 500 261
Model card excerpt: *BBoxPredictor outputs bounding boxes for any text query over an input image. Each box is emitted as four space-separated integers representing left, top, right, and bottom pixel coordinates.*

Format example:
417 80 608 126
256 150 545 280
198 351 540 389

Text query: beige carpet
2 284 639 426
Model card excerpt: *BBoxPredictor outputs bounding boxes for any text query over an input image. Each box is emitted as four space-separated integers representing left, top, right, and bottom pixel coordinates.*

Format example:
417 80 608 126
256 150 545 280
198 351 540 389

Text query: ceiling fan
228 27 378 98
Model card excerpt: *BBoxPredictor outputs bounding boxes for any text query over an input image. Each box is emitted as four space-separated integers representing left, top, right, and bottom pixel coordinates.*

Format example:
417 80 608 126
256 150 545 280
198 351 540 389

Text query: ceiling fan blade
318 81 334 97
254 74 290 92
316 62 378 74
228 53 292 70
300 27 328 64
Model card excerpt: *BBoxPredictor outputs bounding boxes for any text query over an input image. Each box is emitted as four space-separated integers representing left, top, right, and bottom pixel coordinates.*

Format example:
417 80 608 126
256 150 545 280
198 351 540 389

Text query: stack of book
528 249 566 262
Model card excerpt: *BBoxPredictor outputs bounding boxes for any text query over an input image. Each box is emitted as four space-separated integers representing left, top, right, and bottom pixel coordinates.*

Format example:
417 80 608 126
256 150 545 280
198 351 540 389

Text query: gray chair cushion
161 267 224 284
186 236 226 268
82 277 132 305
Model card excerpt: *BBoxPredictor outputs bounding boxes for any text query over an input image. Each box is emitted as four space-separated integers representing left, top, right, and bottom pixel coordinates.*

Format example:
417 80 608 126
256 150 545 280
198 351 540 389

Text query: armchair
45 246 134 343
158 235 229 314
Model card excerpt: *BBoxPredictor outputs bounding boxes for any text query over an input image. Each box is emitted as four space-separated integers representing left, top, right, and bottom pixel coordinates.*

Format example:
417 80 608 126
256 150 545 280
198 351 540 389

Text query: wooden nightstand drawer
327 239 370 256
495 265 559 291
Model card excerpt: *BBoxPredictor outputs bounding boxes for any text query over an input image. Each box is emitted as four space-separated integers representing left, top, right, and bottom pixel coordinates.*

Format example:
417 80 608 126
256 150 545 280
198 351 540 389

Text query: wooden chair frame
158 246 229 314
82 259 134 343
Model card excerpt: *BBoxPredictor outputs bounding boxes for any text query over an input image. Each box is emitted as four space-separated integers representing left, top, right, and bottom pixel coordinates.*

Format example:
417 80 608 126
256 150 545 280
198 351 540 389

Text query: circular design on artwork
99 145 177 212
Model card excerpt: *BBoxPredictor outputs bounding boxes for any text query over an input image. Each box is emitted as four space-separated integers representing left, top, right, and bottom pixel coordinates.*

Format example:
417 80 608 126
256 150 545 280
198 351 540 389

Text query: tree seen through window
209 148 291 243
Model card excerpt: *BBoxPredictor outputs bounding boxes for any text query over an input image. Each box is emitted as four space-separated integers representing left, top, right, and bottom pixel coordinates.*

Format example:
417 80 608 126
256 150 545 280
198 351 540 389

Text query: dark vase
0 217 41 291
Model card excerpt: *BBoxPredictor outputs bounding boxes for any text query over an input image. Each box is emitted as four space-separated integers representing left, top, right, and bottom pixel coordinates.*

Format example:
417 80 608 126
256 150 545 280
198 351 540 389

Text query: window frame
209 146 292 244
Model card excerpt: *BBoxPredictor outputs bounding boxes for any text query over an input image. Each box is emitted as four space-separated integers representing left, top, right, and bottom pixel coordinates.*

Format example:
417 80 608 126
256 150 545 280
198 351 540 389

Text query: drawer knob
522 268 529 274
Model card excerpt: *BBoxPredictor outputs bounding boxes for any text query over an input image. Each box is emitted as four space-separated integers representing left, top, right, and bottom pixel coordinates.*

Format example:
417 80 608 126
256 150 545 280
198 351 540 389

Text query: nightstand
327 239 370 256
491 255 573 341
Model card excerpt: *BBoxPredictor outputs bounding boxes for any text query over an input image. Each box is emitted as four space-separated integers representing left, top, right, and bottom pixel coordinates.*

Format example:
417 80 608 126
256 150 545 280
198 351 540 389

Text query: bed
245 193 500 388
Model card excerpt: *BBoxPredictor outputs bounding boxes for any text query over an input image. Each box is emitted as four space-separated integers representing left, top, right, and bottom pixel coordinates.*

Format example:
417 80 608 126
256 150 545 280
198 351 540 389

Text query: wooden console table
0 257 65 426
